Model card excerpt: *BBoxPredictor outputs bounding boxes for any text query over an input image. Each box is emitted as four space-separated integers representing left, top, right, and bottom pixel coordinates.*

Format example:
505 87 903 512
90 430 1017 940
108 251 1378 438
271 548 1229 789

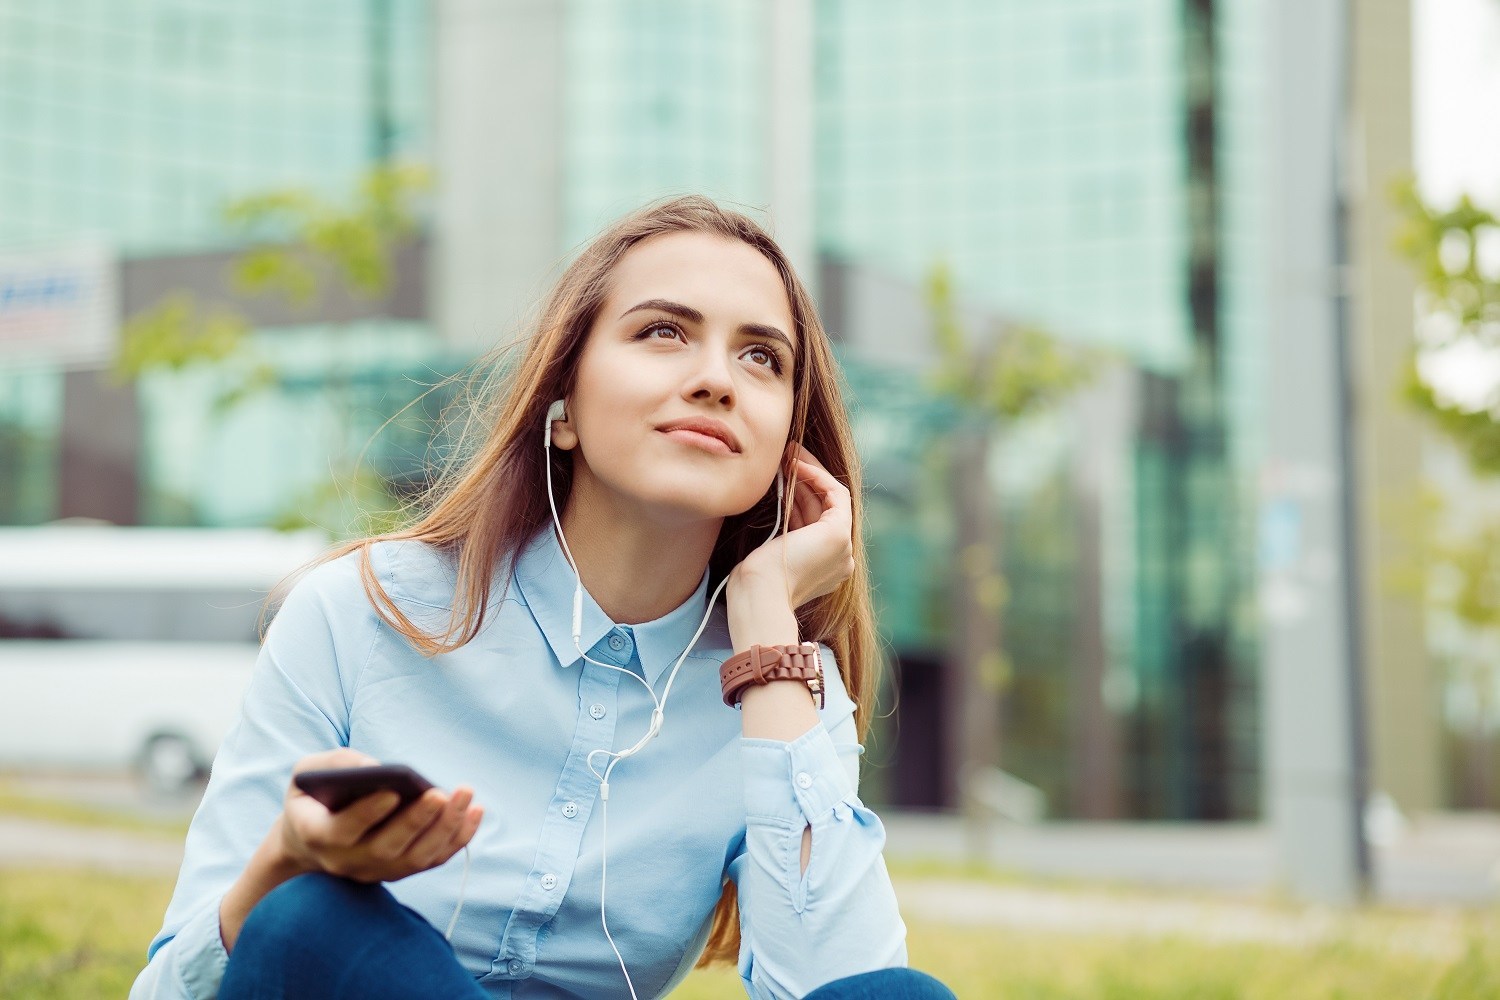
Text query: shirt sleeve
728 643 909 1000
129 551 379 1000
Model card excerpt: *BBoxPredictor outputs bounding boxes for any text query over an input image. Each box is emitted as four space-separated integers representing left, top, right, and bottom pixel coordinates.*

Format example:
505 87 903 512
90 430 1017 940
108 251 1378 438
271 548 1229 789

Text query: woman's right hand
275 748 484 883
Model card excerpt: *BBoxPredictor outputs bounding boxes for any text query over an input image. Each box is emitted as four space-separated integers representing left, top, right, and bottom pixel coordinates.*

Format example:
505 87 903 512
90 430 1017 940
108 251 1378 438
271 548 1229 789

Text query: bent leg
803 967 958 1000
219 872 487 1000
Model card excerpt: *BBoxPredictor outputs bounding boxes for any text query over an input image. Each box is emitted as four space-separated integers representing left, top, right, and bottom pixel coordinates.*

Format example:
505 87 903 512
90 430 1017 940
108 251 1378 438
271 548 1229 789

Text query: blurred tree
1392 171 1500 805
112 163 430 536
1384 485 1500 807
1392 176 1500 472
923 261 1106 854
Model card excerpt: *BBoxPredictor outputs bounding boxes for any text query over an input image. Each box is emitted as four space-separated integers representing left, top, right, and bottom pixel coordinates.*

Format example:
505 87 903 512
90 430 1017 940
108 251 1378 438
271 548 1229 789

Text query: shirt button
508 959 523 975
540 872 558 890
796 772 813 789
562 801 579 818
608 634 625 650
589 703 606 719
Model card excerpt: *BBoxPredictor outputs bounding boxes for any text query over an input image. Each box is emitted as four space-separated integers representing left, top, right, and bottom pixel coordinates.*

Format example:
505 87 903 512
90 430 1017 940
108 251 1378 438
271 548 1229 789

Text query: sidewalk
4 773 1497 907
882 811 1500 907
1 812 1489 961
0 815 183 874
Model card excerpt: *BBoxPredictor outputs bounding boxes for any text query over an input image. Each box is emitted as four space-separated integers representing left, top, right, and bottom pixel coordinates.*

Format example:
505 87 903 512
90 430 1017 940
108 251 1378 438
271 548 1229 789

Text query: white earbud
545 399 567 448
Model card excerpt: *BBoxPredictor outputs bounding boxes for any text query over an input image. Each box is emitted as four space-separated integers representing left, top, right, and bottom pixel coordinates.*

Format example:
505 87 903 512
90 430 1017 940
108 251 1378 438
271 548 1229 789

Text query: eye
638 321 685 342
744 344 785 375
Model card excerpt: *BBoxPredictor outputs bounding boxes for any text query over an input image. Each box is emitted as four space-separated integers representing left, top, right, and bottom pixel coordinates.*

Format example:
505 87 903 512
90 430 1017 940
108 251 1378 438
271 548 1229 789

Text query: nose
684 342 735 407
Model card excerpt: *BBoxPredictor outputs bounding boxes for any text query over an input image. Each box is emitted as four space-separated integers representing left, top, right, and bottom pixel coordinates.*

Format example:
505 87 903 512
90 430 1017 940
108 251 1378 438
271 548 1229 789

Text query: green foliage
1392 175 1500 474
1393 176 1500 332
115 163 430 384
223 162 430 301
267 466 412 541
112 293 251 379
111 163 431 535
1403 356 1500 475
1382 484 1500 634
924 261 1105 422
1428 518 1500 635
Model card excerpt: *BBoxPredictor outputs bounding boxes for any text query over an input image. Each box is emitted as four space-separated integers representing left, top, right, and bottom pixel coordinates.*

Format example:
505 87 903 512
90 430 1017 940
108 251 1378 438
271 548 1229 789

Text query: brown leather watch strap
720 642 825 710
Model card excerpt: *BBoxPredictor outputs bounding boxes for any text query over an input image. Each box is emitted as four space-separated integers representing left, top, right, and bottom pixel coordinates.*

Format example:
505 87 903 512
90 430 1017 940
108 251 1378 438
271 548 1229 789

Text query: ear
550 399 578 451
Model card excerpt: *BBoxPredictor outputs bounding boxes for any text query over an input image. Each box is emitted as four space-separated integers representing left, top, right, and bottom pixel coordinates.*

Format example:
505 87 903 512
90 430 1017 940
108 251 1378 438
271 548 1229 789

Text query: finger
796 461 853 526
301 789 402 849
406 789 476 867
291 748 379 778
792 463 841 525
447 805 485 856
362 788 449 857
417 803 486 875
793 455 850 499
439 806 486 865
792 477 822 530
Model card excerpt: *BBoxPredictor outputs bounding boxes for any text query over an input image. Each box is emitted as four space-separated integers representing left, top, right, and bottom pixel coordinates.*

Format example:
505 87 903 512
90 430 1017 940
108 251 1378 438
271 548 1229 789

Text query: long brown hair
283 193 880 968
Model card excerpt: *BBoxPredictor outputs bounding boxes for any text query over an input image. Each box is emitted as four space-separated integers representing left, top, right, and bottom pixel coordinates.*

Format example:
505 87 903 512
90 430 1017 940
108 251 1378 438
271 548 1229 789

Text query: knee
237 872 384 957
804 967 958 1000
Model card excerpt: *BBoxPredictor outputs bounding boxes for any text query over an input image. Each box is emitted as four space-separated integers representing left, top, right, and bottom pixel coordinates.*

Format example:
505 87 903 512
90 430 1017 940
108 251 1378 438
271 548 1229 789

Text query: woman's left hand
733 442 855 609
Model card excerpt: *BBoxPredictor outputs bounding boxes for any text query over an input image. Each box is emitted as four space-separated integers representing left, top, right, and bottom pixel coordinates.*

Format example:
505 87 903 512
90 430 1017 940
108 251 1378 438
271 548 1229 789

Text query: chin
644 484 758 523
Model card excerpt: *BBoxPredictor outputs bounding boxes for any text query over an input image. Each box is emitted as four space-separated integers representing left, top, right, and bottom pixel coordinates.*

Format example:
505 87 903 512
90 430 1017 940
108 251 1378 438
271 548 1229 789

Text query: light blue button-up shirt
131 523 907 999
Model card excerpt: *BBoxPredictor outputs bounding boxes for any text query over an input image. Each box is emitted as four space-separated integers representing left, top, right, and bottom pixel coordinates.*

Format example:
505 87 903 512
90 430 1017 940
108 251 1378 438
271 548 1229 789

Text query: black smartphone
293 764 435 813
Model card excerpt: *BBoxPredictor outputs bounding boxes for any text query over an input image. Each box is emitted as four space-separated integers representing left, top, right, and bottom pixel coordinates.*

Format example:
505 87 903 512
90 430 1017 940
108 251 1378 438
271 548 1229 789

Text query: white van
0 525 327 792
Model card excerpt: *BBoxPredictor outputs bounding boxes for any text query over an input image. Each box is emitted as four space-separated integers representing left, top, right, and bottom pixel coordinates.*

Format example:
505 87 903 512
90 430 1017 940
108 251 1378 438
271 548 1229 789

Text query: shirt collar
511 522 715 685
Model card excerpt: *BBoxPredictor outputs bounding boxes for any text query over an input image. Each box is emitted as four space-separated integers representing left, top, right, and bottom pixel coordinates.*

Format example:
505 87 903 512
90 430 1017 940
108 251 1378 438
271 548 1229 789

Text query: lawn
1 783 1497 999
4 865 1497 999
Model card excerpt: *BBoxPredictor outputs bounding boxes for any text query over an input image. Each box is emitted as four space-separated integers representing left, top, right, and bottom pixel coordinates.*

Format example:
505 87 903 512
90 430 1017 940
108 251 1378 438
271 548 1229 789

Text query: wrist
727 569 798 652
268 814 316 879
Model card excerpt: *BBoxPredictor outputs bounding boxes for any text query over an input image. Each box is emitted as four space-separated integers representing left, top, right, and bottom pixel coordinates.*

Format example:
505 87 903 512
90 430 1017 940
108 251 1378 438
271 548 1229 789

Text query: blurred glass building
0 0 1421 819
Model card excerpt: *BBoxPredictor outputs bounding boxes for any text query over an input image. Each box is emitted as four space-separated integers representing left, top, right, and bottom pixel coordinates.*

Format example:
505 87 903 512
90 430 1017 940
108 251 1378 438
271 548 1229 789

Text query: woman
131 196 955 1000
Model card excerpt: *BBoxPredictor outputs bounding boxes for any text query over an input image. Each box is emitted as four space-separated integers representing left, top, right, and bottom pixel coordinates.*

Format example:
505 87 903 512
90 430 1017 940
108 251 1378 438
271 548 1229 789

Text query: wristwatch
720 642 826 710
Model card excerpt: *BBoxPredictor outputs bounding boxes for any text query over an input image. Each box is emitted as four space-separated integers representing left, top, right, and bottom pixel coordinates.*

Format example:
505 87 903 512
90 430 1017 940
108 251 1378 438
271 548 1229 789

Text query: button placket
492 641 623 981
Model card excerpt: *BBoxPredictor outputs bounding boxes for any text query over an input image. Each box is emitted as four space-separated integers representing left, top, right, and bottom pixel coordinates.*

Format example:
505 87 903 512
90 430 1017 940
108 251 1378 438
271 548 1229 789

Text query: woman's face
556 230 798 527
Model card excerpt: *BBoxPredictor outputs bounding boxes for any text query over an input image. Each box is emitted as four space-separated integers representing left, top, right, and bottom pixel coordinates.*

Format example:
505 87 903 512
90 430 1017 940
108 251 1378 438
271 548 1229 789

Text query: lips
656 417 740 453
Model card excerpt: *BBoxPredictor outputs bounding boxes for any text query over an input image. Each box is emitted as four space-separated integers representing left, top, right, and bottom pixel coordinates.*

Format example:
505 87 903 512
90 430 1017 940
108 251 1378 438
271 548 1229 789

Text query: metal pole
1259 0 1370 904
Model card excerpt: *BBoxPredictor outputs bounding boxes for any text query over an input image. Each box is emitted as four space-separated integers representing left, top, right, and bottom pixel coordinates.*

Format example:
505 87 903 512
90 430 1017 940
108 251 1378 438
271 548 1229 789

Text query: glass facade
813 0 1267 818
561 0 770 249
0 0 1274 818
0 0 430 255
0 0 437 530
815 0 1192 372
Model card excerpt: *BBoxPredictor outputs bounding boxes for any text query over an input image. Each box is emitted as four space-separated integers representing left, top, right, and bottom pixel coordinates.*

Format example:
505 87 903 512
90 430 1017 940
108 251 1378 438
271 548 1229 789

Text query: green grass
3 866 1496 999
2 791 1498 998
0 868 175 1000
667 905 1500 1000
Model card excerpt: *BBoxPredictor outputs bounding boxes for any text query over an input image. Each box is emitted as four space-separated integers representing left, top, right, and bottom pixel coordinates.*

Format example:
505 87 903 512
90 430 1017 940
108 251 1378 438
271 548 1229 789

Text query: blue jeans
220 873 955 1000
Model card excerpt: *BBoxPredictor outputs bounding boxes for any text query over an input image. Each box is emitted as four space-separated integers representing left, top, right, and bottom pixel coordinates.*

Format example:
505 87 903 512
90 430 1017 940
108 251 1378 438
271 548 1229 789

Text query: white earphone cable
546 399 787 998
443 845 470 942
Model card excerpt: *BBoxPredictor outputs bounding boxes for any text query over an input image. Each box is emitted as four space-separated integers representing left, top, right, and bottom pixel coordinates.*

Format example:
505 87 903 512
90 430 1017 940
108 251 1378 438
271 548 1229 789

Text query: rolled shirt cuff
154 896 230 1000
741 724 854 827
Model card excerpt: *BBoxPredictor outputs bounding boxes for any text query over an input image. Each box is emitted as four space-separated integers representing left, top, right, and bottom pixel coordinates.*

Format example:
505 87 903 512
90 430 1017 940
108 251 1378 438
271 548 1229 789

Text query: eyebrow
618 299 797 360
